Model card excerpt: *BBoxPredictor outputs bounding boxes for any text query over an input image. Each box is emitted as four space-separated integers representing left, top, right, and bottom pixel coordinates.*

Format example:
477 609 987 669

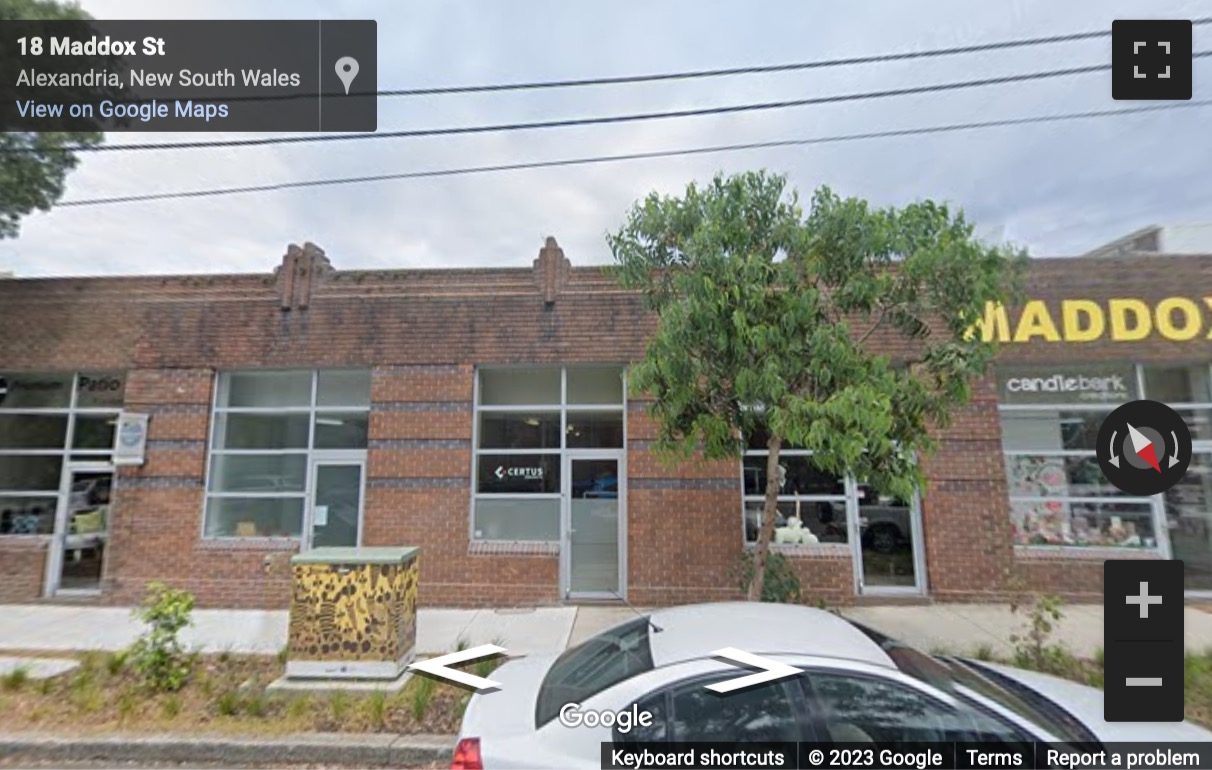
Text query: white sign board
113 412 149 466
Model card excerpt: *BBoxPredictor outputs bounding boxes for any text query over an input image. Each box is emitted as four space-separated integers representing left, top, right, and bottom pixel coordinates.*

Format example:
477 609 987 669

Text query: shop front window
998 363 1156 548
203 370 369 539
0 371 125 537
472 366 625 542
741 431 849 544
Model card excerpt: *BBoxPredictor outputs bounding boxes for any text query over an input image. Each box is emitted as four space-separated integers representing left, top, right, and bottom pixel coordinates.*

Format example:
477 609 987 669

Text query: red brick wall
0 249 1208 609
0 538 48 602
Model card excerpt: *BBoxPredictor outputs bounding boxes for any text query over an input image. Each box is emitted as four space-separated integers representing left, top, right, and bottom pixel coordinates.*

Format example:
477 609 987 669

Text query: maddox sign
967 296 1212 343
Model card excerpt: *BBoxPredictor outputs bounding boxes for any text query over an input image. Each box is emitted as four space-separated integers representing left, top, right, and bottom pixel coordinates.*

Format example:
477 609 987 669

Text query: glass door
562 455 623 598
49 465 114 594
1166 450 1212 592
852 482 925 594
306 461 364 549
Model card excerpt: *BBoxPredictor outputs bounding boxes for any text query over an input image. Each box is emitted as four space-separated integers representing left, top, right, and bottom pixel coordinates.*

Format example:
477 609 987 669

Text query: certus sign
493 465 544 481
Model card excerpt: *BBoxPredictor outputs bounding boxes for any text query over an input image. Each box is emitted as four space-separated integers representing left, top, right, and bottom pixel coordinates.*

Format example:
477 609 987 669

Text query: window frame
739 445 854 547
997 363 1212 552
201 369 370 542
470 365 625 544
0 372 124 534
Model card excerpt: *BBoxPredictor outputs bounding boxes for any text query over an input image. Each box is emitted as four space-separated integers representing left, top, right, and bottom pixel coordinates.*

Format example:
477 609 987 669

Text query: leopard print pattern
288 559 420 662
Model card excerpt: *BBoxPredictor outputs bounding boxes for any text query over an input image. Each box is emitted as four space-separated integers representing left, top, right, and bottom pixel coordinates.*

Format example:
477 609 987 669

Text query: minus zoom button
1125 677 1164 686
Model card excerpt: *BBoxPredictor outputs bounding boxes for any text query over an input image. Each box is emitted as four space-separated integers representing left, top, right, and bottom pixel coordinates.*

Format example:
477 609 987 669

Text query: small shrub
1 665 30 691
367 690 388 729
162 695 183 718
245 687 269 718
105 650 128 676
287 694 313 721
36 676 55 695
1009 594 1071 673
79 651 106 673
1093 646 1105 670
409 674 436 722
454 636 471 653
729 549 802 603
329 690 352 724
276 645 290 665
127 582 196 693
215 689 241 716
972 643 995 662
117 688 139 723
69 682 104 713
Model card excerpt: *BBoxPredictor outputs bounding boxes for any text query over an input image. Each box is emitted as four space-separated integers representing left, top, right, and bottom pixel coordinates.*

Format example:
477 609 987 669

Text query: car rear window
535 616 654 727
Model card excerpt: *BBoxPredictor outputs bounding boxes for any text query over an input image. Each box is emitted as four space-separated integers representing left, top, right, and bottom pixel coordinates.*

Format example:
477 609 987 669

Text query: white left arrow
705 648 800 693
407 644 507 691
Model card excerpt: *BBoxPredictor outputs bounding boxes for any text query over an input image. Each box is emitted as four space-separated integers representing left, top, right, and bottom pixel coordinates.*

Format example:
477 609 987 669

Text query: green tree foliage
0 0 103 239
610 170 1025 600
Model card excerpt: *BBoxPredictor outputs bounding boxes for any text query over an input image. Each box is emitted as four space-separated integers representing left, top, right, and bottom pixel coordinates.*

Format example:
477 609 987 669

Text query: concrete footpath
4 601 1212 661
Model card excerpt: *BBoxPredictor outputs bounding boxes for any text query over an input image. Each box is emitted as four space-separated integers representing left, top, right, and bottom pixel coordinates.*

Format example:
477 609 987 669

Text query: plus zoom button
1112 20 1193 100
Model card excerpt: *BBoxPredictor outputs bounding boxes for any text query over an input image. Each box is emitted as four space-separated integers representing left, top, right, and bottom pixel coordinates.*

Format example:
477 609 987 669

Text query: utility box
285 547 419 680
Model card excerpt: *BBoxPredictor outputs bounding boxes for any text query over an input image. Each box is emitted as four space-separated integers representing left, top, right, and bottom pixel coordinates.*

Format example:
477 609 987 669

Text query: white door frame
44 461 115 597
560 450 627 600
302 453 367 551
849 482 929 596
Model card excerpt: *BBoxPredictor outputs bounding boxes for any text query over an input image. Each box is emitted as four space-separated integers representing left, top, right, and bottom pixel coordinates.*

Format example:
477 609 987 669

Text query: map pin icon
335 56 359 95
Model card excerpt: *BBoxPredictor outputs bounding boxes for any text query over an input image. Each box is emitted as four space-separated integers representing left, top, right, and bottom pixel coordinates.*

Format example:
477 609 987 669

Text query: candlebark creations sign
997 364 1139 405
968 296 1212 343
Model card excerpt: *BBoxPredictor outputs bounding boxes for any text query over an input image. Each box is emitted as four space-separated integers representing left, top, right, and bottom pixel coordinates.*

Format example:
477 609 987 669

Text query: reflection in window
0 495 57 535
810 672 1025 742
535 617 653 727
477 412 561 449
741 446 847 545
1143 364 1212 404
671 678 800 743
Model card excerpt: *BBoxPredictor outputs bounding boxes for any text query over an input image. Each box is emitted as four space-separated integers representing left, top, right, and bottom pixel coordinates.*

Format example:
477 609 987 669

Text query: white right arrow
705 648 800 693
408 644 506 691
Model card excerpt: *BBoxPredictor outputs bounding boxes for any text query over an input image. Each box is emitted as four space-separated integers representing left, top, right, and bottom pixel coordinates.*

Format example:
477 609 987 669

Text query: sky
3 0 1210 277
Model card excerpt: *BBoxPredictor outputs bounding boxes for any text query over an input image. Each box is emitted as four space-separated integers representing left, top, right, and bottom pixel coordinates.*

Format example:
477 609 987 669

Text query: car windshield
846 620 1093 743
535 616 654 728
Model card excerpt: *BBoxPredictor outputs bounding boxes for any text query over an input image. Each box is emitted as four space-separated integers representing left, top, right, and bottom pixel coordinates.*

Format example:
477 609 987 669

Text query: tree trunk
747 434 783 601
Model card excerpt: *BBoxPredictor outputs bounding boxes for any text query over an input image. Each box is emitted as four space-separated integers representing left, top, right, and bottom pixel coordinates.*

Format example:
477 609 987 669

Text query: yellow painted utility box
285 547 419 680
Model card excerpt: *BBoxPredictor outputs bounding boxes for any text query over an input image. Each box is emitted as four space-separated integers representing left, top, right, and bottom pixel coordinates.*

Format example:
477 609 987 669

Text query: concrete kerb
0 731 455 767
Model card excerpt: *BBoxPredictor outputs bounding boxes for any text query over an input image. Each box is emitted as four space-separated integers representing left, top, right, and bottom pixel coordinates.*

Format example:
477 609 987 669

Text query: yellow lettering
966 301 1011 342
1155 297 1203 341
1012 300 1061 342
1109 298 1151 341
1061 299 1105 342
1205 297 1212 339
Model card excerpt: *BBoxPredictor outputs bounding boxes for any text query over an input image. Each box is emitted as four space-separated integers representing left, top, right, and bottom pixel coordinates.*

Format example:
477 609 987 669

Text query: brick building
1 240 1210 608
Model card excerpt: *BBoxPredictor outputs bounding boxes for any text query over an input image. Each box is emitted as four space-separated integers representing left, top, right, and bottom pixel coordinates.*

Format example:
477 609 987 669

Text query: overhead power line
25 57 1211 155
102 18 1212 103
56 101 1210 208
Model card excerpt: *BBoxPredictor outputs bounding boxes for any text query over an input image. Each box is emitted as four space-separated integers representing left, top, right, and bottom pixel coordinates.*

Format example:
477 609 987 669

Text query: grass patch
1 665 31 691
0 650 468 737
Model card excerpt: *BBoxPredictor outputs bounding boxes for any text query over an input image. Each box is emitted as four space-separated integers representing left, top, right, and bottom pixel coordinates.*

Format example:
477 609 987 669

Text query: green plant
69 681 104 713
127 582 196 692
454 636 470 653
105 650 128 676
1 665 30 691
287 693 313 721
329 690 352 723
1009 594 1073 674
409 674 437 722
215 689 241 716
367 690 388 729
36 675 54 695
729 549 801 603
276 645 290 665
117 687 139 723
79 651 106 673
162 694 182 718
245 686 269 718
972 643 995 662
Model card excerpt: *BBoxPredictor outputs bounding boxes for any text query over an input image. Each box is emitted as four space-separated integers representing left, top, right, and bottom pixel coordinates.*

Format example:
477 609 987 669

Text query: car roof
643 602 894 669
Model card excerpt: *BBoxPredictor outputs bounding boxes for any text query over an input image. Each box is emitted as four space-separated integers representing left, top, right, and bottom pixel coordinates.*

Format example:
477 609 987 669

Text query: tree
0 0 106 239
609 170 1025 601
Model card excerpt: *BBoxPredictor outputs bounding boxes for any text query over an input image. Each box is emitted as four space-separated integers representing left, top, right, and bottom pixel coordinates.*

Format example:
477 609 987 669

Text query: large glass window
0 372 125 537
742 430 849 545
998 363 1155 548
204 370 369 538
473 366 624 542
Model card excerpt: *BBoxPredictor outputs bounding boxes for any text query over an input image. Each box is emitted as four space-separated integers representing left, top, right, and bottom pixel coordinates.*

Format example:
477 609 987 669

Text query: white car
452 602 1211 769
